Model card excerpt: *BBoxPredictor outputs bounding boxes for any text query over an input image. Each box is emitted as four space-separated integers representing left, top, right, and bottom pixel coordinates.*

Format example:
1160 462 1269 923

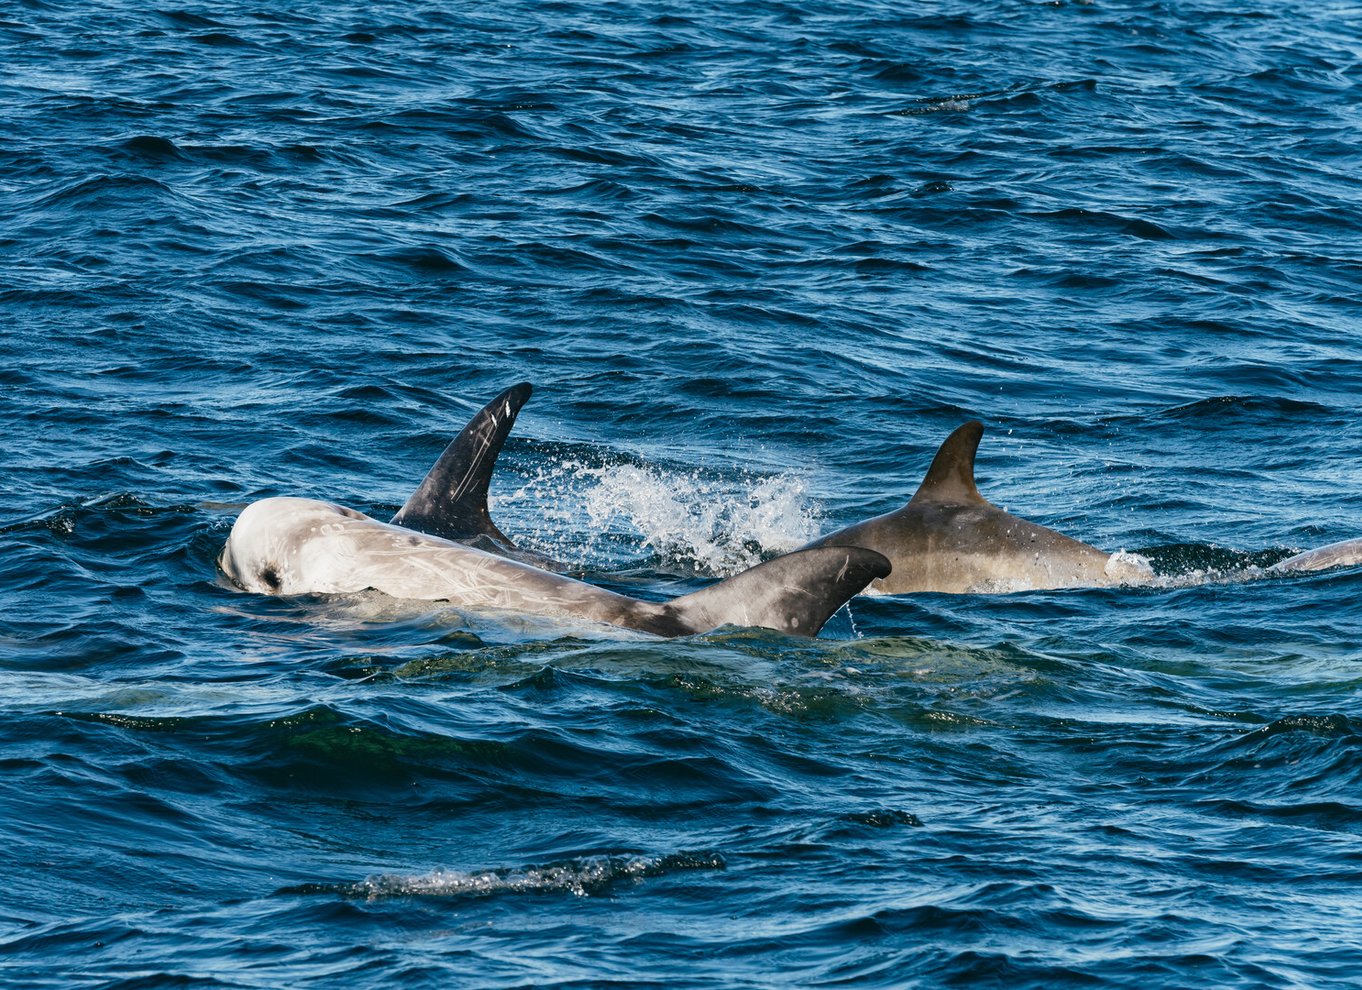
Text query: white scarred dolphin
218 498 889 637
216 382 891 637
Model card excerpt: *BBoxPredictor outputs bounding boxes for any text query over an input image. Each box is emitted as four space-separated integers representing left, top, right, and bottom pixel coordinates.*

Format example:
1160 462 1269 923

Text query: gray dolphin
806 420 1362 594
218 497 890 638
804 421 1153 594
1273 538 1362 575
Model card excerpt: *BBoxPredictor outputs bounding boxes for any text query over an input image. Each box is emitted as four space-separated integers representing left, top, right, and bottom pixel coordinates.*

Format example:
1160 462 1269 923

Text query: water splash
493 456 821 576
1104 549 1155 584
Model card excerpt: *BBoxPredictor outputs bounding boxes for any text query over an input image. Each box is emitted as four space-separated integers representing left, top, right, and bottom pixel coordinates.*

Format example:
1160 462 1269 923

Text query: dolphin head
218 497 366 595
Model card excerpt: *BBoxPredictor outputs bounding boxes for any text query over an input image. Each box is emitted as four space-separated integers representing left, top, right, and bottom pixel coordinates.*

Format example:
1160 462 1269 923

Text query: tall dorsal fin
390 382 532 544
908 420 985 505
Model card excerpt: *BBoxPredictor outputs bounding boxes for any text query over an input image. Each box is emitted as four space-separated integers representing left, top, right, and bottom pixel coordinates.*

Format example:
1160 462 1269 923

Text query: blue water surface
4 1 1362 987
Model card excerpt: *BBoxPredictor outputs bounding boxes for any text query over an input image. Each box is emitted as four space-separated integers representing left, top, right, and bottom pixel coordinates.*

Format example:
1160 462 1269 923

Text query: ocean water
4 0 1362 986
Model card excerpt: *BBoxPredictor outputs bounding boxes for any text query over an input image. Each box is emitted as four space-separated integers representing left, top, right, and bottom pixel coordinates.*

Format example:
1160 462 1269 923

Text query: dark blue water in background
4 1 1362 986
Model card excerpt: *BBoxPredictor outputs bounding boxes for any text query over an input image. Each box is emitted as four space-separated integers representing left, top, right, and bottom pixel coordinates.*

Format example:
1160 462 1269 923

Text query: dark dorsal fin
658 546 892 638
390 382 532 544
908 420 985 505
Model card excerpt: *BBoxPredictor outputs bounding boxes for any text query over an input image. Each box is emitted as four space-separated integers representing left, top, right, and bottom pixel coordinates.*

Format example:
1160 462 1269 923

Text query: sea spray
492 456 821 575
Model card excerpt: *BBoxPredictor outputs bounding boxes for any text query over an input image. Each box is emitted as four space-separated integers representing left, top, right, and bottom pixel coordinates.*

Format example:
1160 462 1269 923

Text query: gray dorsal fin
909 420 985 505
390 382 532 544
657 546 892 637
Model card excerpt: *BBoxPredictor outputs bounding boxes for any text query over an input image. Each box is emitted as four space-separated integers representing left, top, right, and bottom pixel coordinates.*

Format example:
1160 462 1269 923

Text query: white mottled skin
218 497 889 638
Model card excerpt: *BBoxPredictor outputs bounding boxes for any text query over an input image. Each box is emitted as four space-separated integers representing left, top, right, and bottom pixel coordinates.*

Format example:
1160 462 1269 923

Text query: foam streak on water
300 852 727 901
4 1 1362 988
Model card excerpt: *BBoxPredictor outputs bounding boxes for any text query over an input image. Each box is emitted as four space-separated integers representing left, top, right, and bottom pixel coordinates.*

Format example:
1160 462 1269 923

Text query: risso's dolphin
804 420 1154 594
218 497 890 638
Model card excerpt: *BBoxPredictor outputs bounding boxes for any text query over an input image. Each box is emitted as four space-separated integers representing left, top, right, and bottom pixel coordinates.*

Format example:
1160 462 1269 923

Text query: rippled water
5 1 1362 987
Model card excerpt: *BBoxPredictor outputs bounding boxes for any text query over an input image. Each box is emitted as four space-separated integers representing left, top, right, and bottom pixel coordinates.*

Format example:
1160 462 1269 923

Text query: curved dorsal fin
908 420 985 505
390 382 532 544
658 546 892 637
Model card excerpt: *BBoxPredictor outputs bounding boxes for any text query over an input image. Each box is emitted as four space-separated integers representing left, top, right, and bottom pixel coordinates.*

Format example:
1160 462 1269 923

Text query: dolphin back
654 547 892 637
1273 537 1362 574
391 382 532 545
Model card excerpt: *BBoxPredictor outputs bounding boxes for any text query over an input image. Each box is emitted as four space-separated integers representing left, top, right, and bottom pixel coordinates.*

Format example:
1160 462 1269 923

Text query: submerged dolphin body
1274 538 1362 575
218 497 890 638
805 421 1153 594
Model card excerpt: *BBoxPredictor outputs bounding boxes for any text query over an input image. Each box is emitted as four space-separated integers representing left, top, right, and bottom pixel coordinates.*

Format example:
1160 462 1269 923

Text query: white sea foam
493 457 821 576
1104 549 1156 584
1140 563 1272 591
348 852 724 900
